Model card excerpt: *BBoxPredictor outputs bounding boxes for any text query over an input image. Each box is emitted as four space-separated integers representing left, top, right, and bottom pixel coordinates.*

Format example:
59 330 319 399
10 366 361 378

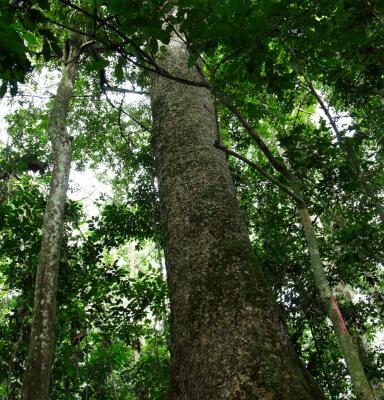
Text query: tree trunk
128 242 141 363
22 34 82 400
151 37 324 400
290 178 375 400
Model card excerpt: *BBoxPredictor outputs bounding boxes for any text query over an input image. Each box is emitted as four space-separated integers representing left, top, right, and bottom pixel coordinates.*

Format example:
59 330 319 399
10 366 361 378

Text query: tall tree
150 35 324 400
22 32 83 400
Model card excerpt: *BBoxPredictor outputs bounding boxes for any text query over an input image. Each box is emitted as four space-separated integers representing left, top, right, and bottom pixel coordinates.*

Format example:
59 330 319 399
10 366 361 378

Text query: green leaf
114 60 125 82
149 38 158 54
0 81 7 98
36 0 50 10
23 32 37 46
157 29 171 45
88 59 110 71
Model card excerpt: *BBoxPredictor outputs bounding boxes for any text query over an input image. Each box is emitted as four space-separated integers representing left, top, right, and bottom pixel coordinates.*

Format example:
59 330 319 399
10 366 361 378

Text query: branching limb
102 85 152 134
64 40 96 65
214 141 305 206
213 89 291 177
101 89 132 147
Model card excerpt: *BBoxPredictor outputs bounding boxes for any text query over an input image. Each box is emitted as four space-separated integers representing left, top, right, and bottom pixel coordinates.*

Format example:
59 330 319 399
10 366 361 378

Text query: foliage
0 0 383 399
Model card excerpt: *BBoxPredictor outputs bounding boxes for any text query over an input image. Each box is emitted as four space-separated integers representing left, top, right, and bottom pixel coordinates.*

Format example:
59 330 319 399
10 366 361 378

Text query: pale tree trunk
22 34 82 400
290 178 376 400
128 242 141 363
342 286 384 400
151 37 324 400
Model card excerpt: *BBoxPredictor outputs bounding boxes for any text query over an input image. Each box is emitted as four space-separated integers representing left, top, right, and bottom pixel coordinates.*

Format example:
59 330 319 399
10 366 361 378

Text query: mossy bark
151 37 324 400
22 35 81 400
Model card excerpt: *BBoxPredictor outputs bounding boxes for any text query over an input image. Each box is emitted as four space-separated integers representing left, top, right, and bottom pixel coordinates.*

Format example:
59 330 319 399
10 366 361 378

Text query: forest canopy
0 1 383 399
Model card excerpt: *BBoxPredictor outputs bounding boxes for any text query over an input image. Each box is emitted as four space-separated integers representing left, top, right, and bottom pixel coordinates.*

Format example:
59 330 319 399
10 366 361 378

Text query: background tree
0 0 383 399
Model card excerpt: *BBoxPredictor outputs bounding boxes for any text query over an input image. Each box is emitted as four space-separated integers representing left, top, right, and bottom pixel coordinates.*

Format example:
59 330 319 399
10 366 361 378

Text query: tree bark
22 34 82 400
151 37 324 400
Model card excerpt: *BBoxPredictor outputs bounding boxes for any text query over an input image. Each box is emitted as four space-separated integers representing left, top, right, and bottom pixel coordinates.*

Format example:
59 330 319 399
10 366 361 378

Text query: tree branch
64 40 96 65
213 90 291 177
214 141 304 206
103 85 148 95
57 0 210 89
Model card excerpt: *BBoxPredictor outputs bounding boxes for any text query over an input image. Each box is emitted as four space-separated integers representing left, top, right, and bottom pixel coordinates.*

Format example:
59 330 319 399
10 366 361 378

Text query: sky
0 100 111 217
0 68 144 217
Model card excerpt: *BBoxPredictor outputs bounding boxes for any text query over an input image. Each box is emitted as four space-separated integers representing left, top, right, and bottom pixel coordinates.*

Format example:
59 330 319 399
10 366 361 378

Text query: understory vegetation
0 0 383 399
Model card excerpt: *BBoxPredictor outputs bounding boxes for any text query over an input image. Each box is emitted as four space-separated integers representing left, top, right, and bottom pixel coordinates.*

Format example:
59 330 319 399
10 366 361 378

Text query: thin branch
39 15 94 40
75 222 87 242
293 92 311 127
102 89 132 147
288 44 384 222
2 94 102 99
59 0 211 89
117 94 133 149
212 47 249 77
58 0 156 66
288 46 343 142
215 141 304 206
193 59 294 183
88 44 152 135
213 89 291 177
103 85 148 95
40 9 210 90
102 86 151 134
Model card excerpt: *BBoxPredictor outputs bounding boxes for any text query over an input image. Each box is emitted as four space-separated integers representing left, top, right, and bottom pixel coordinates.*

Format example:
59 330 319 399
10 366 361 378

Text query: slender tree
216 132 375 399
290 179 376 400
150 35 324 400
22 33 84 400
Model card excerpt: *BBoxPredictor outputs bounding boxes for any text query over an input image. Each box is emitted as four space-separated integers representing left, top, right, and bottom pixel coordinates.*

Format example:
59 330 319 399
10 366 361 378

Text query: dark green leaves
88 59 110 71
36 0 50 10
0 18 31 96
0 81 6 97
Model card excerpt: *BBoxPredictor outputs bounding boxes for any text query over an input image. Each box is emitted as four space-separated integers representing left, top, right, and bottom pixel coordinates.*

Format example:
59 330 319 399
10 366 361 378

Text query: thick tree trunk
290 179 375 400
151 37 324 400
22 35 82 400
